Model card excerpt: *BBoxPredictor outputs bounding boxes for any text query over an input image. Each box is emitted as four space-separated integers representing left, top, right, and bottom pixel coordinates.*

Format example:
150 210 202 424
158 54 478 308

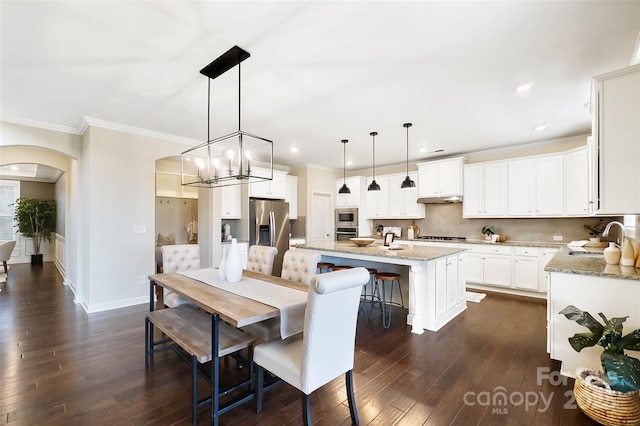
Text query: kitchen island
296 241 467 333
546 249 640 377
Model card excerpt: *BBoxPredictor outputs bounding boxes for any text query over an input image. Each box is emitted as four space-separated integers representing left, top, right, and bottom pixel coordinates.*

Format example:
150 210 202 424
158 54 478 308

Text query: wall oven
336 227 358 242
335 208 358 227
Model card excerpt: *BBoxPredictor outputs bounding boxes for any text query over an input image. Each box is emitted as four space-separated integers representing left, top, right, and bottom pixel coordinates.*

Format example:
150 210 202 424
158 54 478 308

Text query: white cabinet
220 185 241 219
388 173 425 218
591 64 640 214
335 177 365 208
564 147 589 216
365 176 389 219
249 167 287 199
155 172 198 199
434 253 464 320
417 157 463 198
513 247 539 291
465 245 512 287
286 175 298 219
463 162 507 218
507 154 564 217
539 248 558 292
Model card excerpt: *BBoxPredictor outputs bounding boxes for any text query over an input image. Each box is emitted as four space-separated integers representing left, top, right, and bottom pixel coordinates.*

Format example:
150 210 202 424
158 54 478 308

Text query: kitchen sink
568 251 604 257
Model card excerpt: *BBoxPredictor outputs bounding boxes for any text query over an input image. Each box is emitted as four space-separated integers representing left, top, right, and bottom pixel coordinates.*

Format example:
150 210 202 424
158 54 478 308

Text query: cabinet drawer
466 245 512 256
514 247 539 257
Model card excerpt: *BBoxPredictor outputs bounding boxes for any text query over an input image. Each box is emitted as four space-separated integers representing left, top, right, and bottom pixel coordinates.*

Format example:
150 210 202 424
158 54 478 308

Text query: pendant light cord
343 141 346 183
372 133 376 179
406 125 409 176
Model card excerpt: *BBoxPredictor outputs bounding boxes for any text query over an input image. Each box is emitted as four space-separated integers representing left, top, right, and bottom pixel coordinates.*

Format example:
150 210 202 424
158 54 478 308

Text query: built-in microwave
335 208 358 227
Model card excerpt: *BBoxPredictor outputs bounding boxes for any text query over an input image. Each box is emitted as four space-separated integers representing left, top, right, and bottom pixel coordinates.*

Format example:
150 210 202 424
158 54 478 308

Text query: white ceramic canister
225 238 243 283
603 242 621 265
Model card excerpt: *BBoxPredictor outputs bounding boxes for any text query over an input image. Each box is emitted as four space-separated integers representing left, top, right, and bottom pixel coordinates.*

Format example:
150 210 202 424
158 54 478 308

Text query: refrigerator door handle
269 211 276 246
255 217 260 245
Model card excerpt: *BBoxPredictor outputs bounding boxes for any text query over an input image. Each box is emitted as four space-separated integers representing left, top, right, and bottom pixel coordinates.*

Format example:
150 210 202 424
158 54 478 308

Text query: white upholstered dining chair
246 245 278 276
160 244 200 308
0 240 17 274
253 267 370 425
279 249 321 285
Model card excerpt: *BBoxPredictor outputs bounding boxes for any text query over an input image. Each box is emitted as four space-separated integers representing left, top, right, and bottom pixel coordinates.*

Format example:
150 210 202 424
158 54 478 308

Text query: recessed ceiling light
290 147 298 153
534 124 549 131
515 82 535 92
419 147 427 153
347 160 353 166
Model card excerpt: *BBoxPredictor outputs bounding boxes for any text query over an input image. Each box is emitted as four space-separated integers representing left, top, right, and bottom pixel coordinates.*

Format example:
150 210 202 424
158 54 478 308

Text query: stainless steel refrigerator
249 198 290 276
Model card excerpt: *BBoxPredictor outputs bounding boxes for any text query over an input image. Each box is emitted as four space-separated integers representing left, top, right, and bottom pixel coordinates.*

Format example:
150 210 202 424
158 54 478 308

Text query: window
623 215 637 240
0 180 20 241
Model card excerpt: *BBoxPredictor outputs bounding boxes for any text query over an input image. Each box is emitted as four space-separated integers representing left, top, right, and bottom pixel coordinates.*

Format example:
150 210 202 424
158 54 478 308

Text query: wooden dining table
147 269 309 425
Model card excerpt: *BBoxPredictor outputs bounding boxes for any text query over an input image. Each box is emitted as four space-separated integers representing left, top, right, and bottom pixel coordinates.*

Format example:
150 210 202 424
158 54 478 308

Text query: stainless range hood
417 195 463 204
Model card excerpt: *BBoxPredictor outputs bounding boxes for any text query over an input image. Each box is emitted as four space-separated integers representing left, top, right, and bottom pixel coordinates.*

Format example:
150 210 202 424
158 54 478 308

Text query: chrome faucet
603 221 625 247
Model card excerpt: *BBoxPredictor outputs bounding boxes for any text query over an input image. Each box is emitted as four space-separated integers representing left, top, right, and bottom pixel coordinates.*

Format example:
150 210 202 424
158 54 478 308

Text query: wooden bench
145 304 255 424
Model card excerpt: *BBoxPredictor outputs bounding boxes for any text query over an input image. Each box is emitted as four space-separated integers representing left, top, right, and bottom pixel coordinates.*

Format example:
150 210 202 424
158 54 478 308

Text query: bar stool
332 265 353 271
317 262 334 274
360 268 379 318
375 272 404 329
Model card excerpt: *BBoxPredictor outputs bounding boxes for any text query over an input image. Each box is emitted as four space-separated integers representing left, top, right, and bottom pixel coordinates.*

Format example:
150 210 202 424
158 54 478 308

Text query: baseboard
85 296 148 313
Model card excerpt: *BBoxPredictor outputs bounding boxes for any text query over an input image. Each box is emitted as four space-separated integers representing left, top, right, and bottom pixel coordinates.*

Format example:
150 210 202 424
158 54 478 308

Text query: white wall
55 174 66 236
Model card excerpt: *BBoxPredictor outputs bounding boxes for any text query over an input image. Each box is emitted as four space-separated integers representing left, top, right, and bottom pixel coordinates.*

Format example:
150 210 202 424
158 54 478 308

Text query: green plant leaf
601 351 640 393
597 314 628 351
618 329 640 352
559 305 604 352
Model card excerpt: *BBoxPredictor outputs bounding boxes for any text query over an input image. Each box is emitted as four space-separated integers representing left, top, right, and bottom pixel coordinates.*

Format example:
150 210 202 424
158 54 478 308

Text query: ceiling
1 1 639 172
0 163 62 183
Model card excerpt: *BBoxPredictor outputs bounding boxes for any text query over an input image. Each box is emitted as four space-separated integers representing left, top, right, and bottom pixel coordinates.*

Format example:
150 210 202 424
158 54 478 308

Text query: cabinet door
513 255 539 290
565 148 589 216
221 185 241 219
418 163 439 197
435 258 447 318
335 177 361 207
483 253 512 287
249 167 272 198
365 176 389 218
483 163 507 216
464 252 484 283
508 159 535 216
446 255 459 311
457 255 466 304
536 155 564 216
437 159 462 196
388 175 406 217
463 165 484 217
398 173 423 218
285 175 298 219
539 249 558 292
270 171 287 199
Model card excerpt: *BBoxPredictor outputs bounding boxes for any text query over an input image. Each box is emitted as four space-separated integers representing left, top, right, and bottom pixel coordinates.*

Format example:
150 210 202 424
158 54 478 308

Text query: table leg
212 313 220 426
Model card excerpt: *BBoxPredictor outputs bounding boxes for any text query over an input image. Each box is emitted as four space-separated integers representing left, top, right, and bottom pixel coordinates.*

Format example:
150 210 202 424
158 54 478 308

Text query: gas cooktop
416 236 466 241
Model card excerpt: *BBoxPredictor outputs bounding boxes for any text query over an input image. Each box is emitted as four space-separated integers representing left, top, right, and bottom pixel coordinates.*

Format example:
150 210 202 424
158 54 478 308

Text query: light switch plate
133 225 146 234
553 235 563 241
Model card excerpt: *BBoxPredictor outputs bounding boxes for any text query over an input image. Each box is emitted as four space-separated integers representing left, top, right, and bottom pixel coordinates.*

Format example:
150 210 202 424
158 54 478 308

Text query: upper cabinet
564 147 589 216
335 177 365 208
417 157 464 198
365 176 390 219
388 173 425 218
463 162 507 218
286 175 298 219
220 185 241 219
249 167 287 199
156 172 198 199
591 64 640 214
507 154 564 217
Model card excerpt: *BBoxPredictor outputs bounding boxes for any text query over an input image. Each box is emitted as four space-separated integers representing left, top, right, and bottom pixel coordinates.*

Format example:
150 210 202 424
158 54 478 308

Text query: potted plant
375 224 384 237
584 221 607 243
481 225 496 241
560 305 640 424
13 198 56 264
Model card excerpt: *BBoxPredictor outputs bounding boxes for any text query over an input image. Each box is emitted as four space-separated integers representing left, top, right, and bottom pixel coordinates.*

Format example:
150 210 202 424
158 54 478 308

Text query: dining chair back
161 244 200 308
246 245 278 276
0 240 17 274
279 249 321 284
254 267 370 425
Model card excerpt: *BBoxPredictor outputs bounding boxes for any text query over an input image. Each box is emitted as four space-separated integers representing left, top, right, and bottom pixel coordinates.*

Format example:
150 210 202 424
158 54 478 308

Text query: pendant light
400 122 416 190
338 139 351 194
367 131 381 191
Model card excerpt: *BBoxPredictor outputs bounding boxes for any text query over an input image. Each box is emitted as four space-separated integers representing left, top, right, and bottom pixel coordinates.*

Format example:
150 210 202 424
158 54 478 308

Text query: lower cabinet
435 254 465 320
465 246 512 287
513 247 539 291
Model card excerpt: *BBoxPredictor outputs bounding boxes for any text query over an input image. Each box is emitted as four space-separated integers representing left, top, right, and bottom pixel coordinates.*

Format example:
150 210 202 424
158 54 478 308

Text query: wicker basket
574 368 640 425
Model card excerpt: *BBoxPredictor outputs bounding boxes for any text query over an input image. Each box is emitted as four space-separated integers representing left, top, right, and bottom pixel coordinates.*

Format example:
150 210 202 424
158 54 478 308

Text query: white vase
225 238 243 283
218 246 227 280
603 242 621 265
620 238 635 266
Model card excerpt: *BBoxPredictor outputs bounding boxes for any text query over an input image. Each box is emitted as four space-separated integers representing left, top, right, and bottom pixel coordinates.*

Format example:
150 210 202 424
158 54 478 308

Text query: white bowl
349 238 375 247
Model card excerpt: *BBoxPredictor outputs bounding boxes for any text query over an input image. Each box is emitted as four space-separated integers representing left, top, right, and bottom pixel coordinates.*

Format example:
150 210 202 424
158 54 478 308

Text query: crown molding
80 117 200 146
1 115 83 135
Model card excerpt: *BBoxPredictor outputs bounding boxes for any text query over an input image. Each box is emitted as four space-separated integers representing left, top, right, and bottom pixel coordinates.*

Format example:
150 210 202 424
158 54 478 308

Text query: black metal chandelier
181 46 273 188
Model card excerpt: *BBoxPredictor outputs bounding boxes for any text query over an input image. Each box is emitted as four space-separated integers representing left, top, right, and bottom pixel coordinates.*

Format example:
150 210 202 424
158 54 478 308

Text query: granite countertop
297 241 466 262
383 238 565 249
545 248 640 280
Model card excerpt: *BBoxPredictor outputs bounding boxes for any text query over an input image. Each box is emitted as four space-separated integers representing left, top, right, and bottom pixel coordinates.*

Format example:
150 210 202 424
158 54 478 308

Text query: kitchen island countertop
297 241 466 261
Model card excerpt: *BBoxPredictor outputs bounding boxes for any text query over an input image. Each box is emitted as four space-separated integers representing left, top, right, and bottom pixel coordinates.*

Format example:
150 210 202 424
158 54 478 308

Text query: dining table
147 268 309 425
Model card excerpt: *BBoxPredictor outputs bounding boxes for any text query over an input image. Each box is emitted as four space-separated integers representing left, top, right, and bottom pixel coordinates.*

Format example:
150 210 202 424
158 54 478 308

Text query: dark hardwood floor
0 262 598 425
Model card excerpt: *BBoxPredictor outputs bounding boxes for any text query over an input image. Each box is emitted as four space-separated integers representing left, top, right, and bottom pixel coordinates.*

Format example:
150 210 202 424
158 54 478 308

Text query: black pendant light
338 139 351 194
367 131 381 191
400 122 416 190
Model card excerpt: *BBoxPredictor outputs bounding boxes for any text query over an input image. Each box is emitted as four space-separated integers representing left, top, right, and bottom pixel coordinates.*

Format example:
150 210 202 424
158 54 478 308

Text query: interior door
312 192 332 242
